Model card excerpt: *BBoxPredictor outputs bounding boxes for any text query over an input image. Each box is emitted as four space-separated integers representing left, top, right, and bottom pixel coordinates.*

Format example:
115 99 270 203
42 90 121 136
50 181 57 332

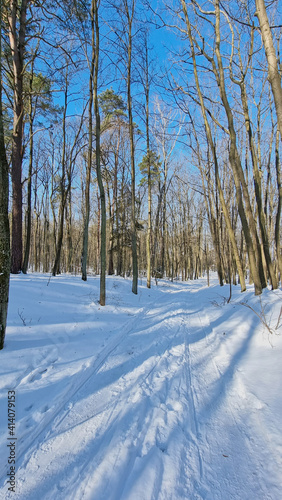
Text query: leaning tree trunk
213 0 263 294
239 80 277 289
182 0 263 294
255 0 282 142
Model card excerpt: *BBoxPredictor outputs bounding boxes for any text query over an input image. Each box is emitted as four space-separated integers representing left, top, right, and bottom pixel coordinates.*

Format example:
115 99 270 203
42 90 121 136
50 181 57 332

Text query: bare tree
93 0 106 305
255 0 282 141
81 0 95 282
124 0 138 294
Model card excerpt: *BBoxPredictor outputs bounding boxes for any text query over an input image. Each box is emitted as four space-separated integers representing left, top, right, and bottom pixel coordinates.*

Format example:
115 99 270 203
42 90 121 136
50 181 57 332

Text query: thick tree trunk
8 0 29 273
0 145 10 349
0 0 10 349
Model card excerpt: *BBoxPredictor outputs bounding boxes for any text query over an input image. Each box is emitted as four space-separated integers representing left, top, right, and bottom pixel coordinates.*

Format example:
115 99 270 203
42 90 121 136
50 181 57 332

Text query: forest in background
1 0 282 348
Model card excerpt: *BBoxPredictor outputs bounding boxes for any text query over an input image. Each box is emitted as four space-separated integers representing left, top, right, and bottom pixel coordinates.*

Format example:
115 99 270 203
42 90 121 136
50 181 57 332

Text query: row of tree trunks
179 0 281 294
181 0 246 292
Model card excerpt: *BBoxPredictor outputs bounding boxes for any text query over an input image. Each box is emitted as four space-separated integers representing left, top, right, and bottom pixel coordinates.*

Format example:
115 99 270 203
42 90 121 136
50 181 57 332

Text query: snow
0 273 282 500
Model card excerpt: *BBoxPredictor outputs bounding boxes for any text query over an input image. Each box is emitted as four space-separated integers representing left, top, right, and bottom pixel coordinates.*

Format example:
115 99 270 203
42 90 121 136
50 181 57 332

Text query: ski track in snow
0 274 282 500
184 298 282 500
1 303 148 485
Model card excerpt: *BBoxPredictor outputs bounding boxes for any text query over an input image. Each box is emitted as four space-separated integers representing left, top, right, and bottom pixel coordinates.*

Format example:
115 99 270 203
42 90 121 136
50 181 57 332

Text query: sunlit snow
0 273 281 499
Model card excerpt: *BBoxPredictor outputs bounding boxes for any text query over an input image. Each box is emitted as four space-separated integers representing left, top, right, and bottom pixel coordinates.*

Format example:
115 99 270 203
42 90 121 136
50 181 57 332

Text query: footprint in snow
28 368 48 383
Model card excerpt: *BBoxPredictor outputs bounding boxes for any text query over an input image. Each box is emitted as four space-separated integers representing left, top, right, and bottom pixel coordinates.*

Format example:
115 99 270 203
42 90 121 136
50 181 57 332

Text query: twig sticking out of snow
18 308 27 326
275 305 282 331
240 297 273 335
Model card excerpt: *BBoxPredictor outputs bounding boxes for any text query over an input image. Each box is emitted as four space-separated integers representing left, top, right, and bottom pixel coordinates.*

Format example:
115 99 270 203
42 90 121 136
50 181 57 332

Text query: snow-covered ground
0 273 282 500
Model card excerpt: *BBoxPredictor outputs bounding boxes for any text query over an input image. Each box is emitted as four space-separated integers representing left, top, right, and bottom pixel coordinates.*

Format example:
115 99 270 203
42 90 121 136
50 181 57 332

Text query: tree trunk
255 0 282 142
107 177 114 276
22 62 35 274
96 189 100 274
0 0 10 349
81 0 95 282
274 130 282 281
161 160 167 277
239 79 277 288
214 150 246 292
182 3 246 292
125 0 138 294
94 0 106 305
52 66 68 276
66 192 73 273
213 0 263 294
144 36 151 288
8 0 29 273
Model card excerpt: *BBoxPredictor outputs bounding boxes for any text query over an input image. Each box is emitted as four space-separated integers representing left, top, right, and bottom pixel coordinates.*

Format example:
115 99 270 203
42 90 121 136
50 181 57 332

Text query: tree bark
213 0 263 294
8 0 29 273
144 36 151 289
94 0 106 305
255 0 282 142
22 60 35 274
125 0 138 294
52 66 68 276
274 129 282 281
81 0 95 282
0 0 10 349
239 78 277 289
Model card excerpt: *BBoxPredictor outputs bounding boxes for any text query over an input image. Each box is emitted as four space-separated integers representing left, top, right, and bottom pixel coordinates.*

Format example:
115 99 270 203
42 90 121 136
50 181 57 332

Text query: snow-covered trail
0 275 282 499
